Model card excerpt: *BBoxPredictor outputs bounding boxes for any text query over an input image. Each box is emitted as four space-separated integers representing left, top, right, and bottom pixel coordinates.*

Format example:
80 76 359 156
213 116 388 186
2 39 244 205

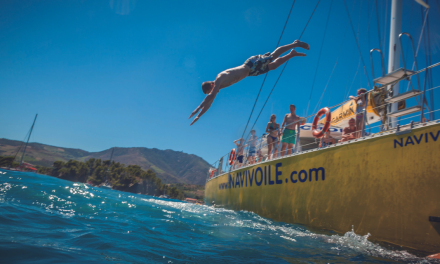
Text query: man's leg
267 138 273 160
271 40 309 60
281 142 287 157
268 49 306 71
356 115 363 138
286 143 294 155
248 154 254 164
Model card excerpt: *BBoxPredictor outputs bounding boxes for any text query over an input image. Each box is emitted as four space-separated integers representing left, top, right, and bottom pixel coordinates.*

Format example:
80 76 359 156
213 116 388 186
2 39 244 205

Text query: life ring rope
312 107 331 139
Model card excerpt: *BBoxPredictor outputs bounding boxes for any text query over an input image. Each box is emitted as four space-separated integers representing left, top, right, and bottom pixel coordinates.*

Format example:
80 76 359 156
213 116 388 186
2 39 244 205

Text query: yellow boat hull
205 121 440 253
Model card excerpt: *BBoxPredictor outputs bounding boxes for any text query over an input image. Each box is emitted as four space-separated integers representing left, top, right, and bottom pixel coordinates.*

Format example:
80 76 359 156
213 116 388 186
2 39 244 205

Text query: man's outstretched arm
189 84 220 126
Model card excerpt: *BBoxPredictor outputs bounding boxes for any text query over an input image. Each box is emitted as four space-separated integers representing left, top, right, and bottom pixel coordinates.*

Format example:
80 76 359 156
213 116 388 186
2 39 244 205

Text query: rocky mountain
0 138 210 185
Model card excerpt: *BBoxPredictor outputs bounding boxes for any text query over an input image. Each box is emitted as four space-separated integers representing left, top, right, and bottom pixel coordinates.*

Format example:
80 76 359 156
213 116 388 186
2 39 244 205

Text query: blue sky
1 0 439 164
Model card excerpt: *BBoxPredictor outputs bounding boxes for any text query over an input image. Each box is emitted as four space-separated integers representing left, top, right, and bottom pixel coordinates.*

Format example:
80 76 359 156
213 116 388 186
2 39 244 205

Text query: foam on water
0 169 438 263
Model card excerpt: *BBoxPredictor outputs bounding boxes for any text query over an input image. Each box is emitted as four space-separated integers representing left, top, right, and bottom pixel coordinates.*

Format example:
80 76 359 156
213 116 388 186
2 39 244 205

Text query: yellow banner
318 98 379 128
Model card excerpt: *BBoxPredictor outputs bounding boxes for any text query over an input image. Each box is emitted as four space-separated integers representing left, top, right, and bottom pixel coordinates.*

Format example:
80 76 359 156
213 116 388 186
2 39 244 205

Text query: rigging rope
240 0 296 139
404 0 415 62
382 0 389 59
405 7 429 92
426 1 435 119
312 19 352 116
246 0 322 135
344 59 361 100
367 0 376 51
423 2 435 119
321 1 355 110
343 0 372 89
305 0 334 116
239 0 437 147
375 0 383 52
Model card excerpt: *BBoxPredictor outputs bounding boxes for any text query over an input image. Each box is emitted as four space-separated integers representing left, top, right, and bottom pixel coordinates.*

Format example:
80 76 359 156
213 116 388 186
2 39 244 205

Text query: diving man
189 40 310 125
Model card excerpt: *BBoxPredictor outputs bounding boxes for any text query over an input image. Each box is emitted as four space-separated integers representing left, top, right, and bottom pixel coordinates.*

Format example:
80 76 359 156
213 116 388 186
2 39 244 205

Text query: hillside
0 138 211 185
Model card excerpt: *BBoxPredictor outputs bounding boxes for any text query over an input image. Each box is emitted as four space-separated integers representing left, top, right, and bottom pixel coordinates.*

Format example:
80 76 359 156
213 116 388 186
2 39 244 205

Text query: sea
0 169 437 264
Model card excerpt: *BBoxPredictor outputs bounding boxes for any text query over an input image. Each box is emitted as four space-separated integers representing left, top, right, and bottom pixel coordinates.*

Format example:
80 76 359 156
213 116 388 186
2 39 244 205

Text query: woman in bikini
265 114 280 160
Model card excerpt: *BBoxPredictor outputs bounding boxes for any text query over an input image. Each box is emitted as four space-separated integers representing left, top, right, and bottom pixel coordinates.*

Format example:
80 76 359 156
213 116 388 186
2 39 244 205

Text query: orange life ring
210 169 217 178
228 148 236 165
312 107 331 138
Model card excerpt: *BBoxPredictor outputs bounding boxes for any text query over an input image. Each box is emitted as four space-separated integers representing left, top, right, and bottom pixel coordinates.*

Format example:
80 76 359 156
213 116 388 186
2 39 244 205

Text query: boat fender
228 148 236 165
312 107 331 138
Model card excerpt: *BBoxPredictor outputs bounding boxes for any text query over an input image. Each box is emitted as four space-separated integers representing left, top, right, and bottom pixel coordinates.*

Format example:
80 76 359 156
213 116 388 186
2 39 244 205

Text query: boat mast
387 0 402 128
19 114 38 168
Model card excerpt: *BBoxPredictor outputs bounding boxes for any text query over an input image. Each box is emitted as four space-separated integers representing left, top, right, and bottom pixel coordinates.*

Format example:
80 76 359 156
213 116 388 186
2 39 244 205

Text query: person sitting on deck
339 118 358 143
233 138 247 169
280 104 305 156
349 88 367 138
247 129 258 165
265 115 280 160
319 130 336 148
189 40 310 125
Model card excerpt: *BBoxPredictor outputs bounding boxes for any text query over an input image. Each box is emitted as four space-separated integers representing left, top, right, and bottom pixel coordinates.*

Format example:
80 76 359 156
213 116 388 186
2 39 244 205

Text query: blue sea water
0 169 437 264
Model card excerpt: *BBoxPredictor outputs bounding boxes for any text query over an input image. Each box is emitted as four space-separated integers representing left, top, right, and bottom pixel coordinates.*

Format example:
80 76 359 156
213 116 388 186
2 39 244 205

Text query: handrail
208 109 440 182
399 32 432 123
399 32 421 90
207 63 440 177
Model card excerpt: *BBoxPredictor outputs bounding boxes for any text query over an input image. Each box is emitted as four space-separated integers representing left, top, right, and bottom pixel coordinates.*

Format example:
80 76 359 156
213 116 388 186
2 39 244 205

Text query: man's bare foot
289 49 306 57
292 40 310 50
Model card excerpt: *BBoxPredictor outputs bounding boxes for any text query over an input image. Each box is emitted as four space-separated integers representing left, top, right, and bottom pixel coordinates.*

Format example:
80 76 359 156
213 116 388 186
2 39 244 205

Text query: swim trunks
244 53 273 76
248 147 256 157
281 129 296 144
236 155 244 163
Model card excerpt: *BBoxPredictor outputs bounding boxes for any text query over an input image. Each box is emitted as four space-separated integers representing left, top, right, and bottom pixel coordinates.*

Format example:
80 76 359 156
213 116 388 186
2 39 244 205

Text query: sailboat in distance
1 114 38 172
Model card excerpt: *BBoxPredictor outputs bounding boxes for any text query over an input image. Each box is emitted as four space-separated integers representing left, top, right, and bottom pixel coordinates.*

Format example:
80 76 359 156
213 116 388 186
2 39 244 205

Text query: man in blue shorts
189 40 310 125
233 138 248 169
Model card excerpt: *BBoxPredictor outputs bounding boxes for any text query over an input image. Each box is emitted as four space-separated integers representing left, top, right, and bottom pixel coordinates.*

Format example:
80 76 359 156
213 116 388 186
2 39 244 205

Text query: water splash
0 169 437 263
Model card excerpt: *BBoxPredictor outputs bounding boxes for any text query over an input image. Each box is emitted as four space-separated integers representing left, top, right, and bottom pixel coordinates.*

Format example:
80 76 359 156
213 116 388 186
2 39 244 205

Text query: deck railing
207 62 440 182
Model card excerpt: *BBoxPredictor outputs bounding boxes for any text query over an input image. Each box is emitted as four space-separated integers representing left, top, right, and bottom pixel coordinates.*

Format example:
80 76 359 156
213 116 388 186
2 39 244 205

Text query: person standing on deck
189 40 310 125
233 138 247 169
349 88 367 138
247 129 258 164
280 105 304 156
265 114 280 160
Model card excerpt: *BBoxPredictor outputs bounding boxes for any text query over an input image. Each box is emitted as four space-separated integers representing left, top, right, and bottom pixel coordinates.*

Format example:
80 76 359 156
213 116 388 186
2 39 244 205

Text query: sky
1 0 439 164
